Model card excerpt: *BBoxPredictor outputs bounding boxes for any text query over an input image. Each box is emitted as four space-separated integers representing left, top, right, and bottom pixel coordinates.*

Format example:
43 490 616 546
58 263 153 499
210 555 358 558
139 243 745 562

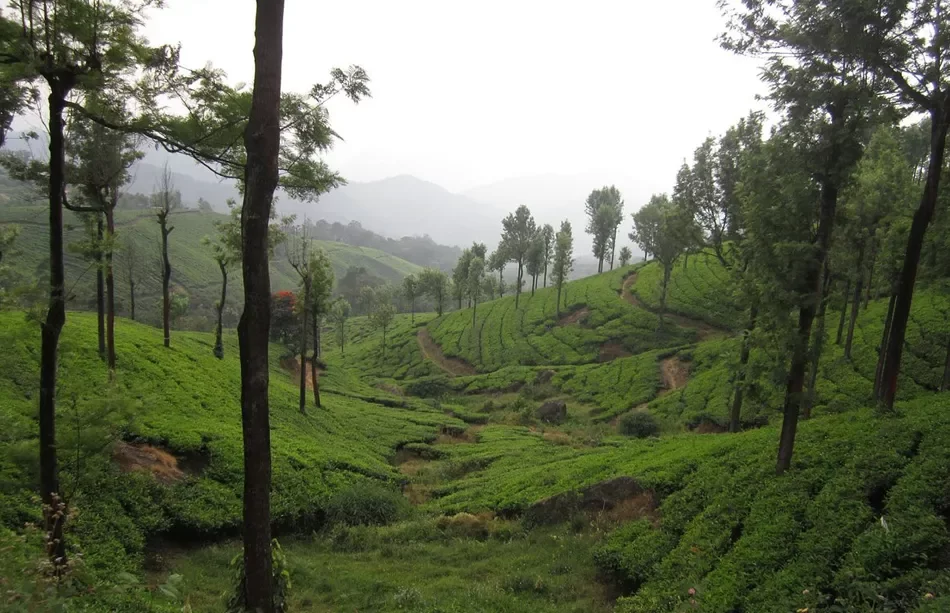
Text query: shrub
404 376 452 398
520 382 557 401
324 483 409 527
618 412 660 438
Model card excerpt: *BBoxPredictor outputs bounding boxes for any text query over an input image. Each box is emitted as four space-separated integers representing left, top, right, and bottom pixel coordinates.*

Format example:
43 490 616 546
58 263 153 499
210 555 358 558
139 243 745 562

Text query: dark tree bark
609 228 618 270
96 214 106 360
40 80 74 566
803 265 832 419
543 260 548 288
729 305 757 433
874 291 897 400
657 262 671 329
515 262 523 308
214 261 227 359
298 283 310 414
129 278 136 321
864 241 877 310
556 284 562 318
159 219 172 348
835 278 850 345
844 245 865 360
777 174 837 475
941 336 950 393
105 201 117 371
238 0 285 609
881 107 950 410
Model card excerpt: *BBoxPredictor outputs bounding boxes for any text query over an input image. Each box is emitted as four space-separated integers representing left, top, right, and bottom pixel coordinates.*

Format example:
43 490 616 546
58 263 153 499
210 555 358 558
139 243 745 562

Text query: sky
143 0 769 196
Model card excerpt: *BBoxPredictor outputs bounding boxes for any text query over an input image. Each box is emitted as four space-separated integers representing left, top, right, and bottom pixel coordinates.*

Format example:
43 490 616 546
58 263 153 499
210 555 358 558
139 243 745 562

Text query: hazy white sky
145 0 767 195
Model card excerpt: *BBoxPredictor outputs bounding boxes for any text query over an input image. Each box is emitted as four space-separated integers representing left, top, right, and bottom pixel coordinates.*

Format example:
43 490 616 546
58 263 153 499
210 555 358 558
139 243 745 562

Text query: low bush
324 483 410 527
404 376 453 398
618 413 660 438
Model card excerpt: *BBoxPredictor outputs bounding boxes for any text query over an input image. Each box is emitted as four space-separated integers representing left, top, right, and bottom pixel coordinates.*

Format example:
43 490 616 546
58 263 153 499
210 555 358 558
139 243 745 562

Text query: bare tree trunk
543 261 548 288
658 262 670 330
874 291 897 400
515 262 522 308
864 241 877 310
105 203 116 371
881 106 950 410
844 246 865 360
238 0 285 608
298 285 310 414
556 284 562 318
835 278 850 345
40 83 72 566
777 173 837 475
610 228 618 270
803 265 832 419
161 224 171 348
729 305 757 433
214 261 227 359
129 279 136 321
96 214 106 360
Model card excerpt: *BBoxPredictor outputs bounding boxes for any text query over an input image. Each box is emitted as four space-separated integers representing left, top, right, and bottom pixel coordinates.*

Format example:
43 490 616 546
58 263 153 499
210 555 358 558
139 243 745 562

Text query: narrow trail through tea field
621 272 728 341
417 328 478 376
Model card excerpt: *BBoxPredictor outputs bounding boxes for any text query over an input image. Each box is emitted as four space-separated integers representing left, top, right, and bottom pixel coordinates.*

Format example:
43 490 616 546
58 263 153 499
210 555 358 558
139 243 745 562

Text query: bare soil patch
417 329 477 376
659 357 690 394
621 271 725 341
280 356 322 390
524 476 658 526
114 442 188 485
599 341 632 362
558 306 591 326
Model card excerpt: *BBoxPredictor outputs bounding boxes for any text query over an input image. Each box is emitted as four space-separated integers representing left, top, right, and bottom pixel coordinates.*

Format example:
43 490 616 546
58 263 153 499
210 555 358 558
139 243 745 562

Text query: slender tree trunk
472 299 477 327
498 267 504 296
299 285 310 414
129 279 136 321
610 229 618 270
214 262 227 359
835 278 850 345
543 261 548 288
40 84 71 566
96 214 106 360
642 251 647 262
410 298 414 324
941 336 950 393
804 265 832 419
105 203 116 371
729 304 757 433
881 105 950 410
864 241 877 310
238 0 284 608
777 174 837 475
658 262 671 330
844 245 865 360
311 310 320 408
161 225 171 348
556 284 562 318
874 290 897 399
516 262 522 308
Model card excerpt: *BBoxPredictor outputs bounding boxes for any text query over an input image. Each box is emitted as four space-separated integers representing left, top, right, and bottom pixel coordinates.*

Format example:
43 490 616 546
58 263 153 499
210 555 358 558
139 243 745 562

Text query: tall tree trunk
835 278 850 345
472 299 477 328
40 84 70 566
129 278 136 322
658 262 671 330
298 285 310 414
556 285 562 318
941 336 950 393
844 246 865 360
881 105 950 410
96 214 105 360
776 175 837 475
311 310 320 408
161 225 171 348
543 261 548 288
105 203 116 371
803 265 832 419
214 262 227 359
864 241 877 310
410 298 414 324
610 229 618 270
515 262 522 308
238 0 284 609
729 304 757 433
874 290 897 400
498 267 504 296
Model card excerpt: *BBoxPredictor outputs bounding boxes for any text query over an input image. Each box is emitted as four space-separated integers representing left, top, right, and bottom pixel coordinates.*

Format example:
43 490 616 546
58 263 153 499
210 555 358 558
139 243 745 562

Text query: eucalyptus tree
540 223 555 286
419 267 449 316
307 248 334 408
630 194 693 329
584 186 624 272
488 247 508 297
525 235 545 294
204 212 239 360
329 298 351 355
0 0 170 565
722 0 880 474
467 256 485 329
551 220 574 317
452 248 472 309
500 205 537 307
618 246 632 267
151 164 181 349
403 274 419 324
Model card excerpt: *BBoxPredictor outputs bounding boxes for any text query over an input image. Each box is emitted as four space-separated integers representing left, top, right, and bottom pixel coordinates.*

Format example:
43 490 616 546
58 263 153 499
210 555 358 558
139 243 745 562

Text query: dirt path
558 306 591 326
281 356 322 390
621 272 725 341
417 329 477 376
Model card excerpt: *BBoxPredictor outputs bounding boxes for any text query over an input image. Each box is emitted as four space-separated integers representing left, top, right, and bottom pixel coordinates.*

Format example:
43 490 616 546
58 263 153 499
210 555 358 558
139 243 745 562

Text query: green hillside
0 202 422 327
3 253 950 611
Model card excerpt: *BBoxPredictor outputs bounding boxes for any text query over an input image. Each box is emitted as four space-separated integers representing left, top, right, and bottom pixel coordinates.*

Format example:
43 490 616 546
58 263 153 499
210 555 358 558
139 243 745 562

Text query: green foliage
324 483 410 527
227 539 292 613
617 412 660 438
